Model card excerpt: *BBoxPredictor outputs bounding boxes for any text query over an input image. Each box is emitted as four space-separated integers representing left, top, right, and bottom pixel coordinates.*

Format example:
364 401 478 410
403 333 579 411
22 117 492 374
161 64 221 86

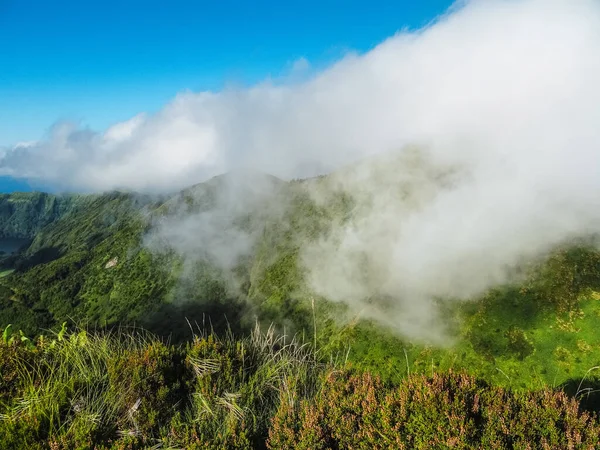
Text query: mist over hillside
0 157 595 348
4 1 600 447
1 0 599 344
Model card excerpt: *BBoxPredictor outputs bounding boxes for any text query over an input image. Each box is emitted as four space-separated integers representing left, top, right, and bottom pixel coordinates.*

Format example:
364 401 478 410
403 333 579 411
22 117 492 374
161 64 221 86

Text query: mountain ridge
0 168 599 393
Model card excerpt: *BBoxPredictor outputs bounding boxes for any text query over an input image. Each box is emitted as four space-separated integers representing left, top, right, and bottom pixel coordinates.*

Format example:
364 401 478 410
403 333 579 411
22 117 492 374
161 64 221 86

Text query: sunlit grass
0 322 328 448
344 289 600 392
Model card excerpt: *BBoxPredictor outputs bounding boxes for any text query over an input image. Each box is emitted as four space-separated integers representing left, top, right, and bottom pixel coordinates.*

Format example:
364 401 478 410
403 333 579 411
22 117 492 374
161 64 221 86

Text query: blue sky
0 0 454 148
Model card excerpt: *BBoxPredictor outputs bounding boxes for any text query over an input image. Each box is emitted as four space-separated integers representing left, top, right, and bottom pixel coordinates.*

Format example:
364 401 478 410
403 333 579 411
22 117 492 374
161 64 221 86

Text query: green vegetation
0 192 78 239
342 247 600 391
1 174 600 447
2 326 599 449
0 191 173 336
0 324 322 449
269 370 600 449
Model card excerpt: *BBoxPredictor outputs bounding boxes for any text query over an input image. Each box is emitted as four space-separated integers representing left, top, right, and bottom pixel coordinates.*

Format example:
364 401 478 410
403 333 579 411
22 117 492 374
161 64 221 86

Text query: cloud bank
3 0 600 341
2 0 596 194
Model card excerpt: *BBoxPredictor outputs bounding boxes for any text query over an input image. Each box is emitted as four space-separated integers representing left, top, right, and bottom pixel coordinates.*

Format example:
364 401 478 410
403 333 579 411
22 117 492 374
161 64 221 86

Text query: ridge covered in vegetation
1 170 600 448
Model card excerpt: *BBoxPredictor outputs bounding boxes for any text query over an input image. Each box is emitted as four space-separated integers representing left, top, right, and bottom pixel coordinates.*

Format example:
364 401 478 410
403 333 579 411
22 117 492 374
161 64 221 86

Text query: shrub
0 327 189 449
268 370 600 449
0 340 37 408
504 326 534 360
105 339 188 438
2 326 600 449
164 324 323 449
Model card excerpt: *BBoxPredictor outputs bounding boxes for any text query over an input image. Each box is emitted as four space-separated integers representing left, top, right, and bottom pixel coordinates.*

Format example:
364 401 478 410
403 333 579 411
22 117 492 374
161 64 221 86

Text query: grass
2 320 600 448
339 288 600 393
1 325 160 445
1 181 600 446
0 322 326 449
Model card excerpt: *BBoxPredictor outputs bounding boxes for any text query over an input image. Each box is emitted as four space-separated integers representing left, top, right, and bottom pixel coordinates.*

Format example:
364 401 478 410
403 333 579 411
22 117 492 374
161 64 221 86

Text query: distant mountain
0 172 312 338
0 169 600 395
0 192 77 239
157 170 286 216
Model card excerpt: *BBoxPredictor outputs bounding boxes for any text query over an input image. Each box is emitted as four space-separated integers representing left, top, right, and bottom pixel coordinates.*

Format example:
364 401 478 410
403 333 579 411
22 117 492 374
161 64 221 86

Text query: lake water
0 238 30 255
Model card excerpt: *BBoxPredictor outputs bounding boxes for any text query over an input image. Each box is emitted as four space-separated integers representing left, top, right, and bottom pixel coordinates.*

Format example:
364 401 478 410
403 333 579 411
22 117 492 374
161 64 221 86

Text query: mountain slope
0 192 78 239
0 171 599 394
0 191 172 334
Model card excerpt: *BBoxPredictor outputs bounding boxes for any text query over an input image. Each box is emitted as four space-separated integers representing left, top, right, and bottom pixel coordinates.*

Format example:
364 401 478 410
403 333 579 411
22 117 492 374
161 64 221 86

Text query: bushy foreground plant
0 324 323 449
165 324 322 449
2 324 600 449
268 369 600 449
0 323 187 449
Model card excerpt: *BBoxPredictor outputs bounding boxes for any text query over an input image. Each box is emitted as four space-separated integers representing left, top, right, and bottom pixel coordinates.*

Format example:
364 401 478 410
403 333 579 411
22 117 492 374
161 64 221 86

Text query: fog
3 0 600 341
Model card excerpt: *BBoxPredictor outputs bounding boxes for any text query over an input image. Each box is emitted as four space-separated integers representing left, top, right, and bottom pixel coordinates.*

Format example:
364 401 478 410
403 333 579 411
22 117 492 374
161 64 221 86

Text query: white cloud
288 57 311 76
2 0 598 193
102 113 146 142
0 0 596 194
3 0 600 340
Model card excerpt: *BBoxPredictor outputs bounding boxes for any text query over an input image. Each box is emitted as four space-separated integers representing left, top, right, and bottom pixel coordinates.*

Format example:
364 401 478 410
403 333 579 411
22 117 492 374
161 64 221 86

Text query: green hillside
1 171 600 447
0 174 599 390
0 192 77 239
